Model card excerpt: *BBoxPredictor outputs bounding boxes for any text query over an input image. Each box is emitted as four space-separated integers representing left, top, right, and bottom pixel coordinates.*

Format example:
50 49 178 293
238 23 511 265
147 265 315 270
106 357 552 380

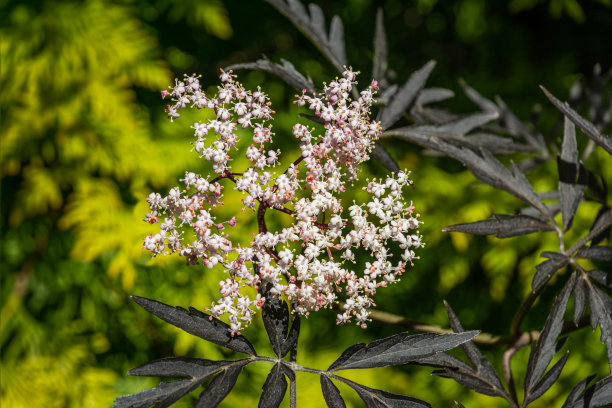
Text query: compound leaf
260 281 290 357
195 361 248 408
576 246 612 261
112 379 201 408
524 351 570 406
587 284 612 371
227 57 316 94
559 117 586 231
131 296 257 356
339 377 432 407
128 357 233 379
532 252 570 293
563 376 612 408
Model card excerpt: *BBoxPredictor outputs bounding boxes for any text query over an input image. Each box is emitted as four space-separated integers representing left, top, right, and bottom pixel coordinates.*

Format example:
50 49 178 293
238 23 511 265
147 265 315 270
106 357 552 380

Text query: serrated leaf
524 352 570 406
532 252 570 293
569 208 612 254
328 331 478 371
260 281 290 357
562 375 596 408
559 117 586 231
379 60 436 130
525 273 576 393
328 16 346 68
339 377 432 407
443 214 554 238
574 275 587 326
308 3 325 36
587 284 612 371
495 96 546 151
372 8 388 86
433 368 502 397
227 58 316 94
437 111 499 136
128 357 231 379
259 363 288 408
444 302 506 392
415 88 455 106
576 246 612 261
131 296 256 356
280 314 301 358
195 361 248 408
321 376 346 408
372 144 400 173
541 86 612 155
112 379 201 408
410 352 473 372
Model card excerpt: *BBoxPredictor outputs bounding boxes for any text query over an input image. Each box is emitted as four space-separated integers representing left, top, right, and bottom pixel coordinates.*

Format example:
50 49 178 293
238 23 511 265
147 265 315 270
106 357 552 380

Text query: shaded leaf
524 273 576 393
372 144 400 173
195 361 248 408
443 214 554 238
559 117 587 231
131 296 257 356
586 270 612 288
339 377 432 407
563 376 612 408
562 375 596 408
587 284 612 371
409 352 473 372
379 60 436 130
532 252 570 293
415 88 455 106
524 352 570 406
129 357 232 379
260 281 290 357
320 375 346 408
495 96 547 151
433 368 502 397
459 78 498 112
372 8 388 86
227 58 316 94
112 379 201 408
444 302 506 392
328 331 478 371
541 86 612 155
573 275 587 326
280 314 301 358
576 246 612 261
264 0 347 72
569 208 612 254
259 363 288 408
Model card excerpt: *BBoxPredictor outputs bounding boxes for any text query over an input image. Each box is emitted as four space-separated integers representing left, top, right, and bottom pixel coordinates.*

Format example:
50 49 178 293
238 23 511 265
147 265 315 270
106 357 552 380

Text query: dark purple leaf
280 314 301 358
495 96 547 151
589 207 612 246
564 376 612 408
415 88 455 106
588 285 612 371
559 117 587 231
280 361 296 381
320 376 346 408
562 375 596 408
524 273 576 393
112 379 201 408
327 343 366 371
372 8 387 87
443 214 554 238
460 79 498 112
569 208 612 254
444 302 506 392
259 363 288 408
260 281 290 357
227 58 316 95
433 368 501 397
435 111 499 136
379 60 436 130
464 133 533 154
195 361 248 408
298 113 326 125
573 275 587 326
338 377 432 407
586 270 612 288
372 144 400 173
328 331 478 371
410 352 473 372
524 352 570 406
128 357 232 379
541 86 612 155
131 296 257 356
532 253 570 293
576 246 612 261
328 16 346 70
264 0 347 72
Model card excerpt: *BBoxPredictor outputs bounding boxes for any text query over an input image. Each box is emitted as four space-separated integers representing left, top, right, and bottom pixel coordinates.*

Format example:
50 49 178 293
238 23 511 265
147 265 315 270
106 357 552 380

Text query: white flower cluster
144 69 422 334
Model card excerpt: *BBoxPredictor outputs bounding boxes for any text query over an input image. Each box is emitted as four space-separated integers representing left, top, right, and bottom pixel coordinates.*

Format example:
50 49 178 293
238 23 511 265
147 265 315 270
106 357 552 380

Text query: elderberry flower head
144 69 422 334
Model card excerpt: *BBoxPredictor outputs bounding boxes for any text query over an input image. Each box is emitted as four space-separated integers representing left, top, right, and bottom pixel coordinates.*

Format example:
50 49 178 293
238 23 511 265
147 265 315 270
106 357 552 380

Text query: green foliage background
1 0 610 407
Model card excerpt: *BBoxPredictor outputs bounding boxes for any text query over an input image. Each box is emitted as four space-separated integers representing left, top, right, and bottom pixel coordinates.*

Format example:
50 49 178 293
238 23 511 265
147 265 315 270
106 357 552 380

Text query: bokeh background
1 0 611 407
